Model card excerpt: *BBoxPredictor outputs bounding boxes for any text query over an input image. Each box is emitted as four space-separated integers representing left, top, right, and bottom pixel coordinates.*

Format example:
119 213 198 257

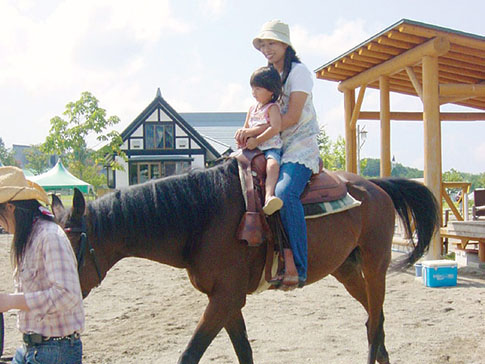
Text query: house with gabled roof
108 89 244 189
180 112 245 155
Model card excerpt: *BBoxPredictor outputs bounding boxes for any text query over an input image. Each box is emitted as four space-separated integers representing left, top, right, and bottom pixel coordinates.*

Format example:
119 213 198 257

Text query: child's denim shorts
263 148 282 164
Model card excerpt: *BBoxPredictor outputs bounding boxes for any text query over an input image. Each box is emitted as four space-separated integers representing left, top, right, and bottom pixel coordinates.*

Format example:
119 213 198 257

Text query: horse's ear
72 188 86 219
51 193 65 218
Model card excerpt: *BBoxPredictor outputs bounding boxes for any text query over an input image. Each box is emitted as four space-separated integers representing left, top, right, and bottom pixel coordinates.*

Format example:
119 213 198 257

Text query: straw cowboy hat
253 20 293 50
0 166 49 205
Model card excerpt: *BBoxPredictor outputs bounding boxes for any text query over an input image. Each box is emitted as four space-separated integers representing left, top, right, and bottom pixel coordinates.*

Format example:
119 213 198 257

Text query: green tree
0 137 17 166
331 136 346 170
317 127 346 171
442 168 464 182
25 144 50 175
41 91 125 190
317 126 335 169
362 158 380 177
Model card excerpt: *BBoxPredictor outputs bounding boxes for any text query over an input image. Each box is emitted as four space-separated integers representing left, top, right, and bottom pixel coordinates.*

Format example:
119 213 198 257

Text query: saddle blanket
304 193 361 219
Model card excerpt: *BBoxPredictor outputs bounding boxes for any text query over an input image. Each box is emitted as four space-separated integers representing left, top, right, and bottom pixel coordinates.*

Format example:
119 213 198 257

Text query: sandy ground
0 233 484 364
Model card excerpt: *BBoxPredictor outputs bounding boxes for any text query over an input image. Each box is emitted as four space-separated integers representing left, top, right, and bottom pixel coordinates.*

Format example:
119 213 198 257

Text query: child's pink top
247 102 282 150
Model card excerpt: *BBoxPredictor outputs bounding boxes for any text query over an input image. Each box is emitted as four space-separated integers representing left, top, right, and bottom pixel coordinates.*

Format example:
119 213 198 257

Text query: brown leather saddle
235 149 347 247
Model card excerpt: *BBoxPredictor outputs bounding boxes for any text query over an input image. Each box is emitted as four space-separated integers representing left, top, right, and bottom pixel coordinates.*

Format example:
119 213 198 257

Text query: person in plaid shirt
0 166 84 364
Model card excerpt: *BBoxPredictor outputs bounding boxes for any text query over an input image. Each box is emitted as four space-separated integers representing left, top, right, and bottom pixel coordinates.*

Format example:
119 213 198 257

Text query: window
129 161 190 185
106 166 115 189
145 123 174 150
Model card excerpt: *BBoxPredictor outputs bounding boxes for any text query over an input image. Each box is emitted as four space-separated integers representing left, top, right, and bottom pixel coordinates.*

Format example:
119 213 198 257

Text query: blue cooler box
422 260 457 287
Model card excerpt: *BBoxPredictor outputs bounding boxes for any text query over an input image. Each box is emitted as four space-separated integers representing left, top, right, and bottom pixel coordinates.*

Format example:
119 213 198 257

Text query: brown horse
51 158 439 364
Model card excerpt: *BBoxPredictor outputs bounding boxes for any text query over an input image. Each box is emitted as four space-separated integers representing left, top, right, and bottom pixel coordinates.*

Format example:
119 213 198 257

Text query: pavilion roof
315 19 485 110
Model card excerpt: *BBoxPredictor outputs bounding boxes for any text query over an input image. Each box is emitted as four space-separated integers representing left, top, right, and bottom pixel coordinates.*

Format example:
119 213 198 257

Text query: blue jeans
12 338 82 364
275 162 312 281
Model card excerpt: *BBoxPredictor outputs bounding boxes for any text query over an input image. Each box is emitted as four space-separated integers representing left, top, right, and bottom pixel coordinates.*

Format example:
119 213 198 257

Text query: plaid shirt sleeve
23 222 83 316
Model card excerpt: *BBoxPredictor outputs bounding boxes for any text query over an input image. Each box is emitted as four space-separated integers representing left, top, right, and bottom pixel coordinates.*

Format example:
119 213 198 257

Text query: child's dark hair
250 66 282 103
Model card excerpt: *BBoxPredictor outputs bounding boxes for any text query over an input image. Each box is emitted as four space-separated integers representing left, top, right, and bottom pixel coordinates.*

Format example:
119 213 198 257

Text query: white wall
192 155 205 169
115 156 129 189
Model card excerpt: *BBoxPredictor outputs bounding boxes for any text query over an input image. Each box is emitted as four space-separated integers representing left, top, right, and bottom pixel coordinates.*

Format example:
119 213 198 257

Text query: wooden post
344 89 356 172
422 55 442 259
380 76 391 177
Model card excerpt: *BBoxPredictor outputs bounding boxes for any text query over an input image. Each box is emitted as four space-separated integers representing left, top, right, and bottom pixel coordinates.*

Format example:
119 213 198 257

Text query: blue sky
1 0 484 173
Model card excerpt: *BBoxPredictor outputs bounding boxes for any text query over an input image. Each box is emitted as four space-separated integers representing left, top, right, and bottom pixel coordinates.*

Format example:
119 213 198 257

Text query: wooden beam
335 61 365 73
456 99 485 110
358 48 392 60
439 56 485 73
380 76 392 177
410 65 480 84
350 85 367 129
439 112 485 120
405 66 423 100
440 96 474 105
442 190 464 222
445 50 485 67
387 79 417 92
316 70 346 81
439 69 481 84
383 83 417 96
377 36 414 49
438 63 485 79
450 43 485 59
327 66 355 77
350 53 382 65
359 111 485 121
344 89 357 173
338 37 450 91
440 83 485 97
367 42 402 56
342 57 374 68
387 30 424 43
398 24 485 52
422 54 442 259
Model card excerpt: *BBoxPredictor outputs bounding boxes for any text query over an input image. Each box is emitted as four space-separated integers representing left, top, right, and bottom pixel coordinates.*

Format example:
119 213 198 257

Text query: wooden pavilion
315 19 485 259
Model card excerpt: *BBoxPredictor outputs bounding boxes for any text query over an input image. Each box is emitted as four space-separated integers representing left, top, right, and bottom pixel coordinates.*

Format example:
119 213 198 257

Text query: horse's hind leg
225 310 253 364
332 254 390 364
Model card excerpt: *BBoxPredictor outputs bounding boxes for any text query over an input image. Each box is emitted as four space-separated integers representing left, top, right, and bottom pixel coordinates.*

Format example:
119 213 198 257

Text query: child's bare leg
263 158 283 215
265 158 279 202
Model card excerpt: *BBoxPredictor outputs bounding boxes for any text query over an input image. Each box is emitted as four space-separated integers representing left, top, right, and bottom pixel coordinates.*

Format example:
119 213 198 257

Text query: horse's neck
124 234 189 269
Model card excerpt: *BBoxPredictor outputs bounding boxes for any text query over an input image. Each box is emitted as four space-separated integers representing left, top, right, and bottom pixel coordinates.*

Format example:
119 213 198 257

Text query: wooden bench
440 225 485 262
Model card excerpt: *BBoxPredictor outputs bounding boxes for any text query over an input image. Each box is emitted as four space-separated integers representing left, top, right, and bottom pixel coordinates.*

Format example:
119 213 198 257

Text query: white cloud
291 18 370 60
216 83 251 111
318 102 344 139
199 0 226 18
0 0 190 93
100 0 191 40
474 142 485 167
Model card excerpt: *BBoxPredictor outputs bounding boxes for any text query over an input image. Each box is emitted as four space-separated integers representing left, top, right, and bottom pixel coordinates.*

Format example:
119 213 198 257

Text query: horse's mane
86 158 240 260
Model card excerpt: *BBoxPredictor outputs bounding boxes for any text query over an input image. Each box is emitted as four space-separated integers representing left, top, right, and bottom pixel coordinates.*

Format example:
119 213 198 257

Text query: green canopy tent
30 160 93 194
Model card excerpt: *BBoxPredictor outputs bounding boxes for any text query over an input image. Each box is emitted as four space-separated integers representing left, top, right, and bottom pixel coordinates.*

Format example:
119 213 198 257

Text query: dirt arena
0 234 484 363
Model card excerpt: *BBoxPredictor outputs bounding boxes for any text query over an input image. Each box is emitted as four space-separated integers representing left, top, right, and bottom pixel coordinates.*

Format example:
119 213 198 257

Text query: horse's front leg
225 310 253 364
178 292 250 364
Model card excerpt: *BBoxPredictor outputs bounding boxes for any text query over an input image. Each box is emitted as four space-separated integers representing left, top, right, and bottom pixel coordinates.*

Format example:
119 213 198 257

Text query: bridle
64 216 103 285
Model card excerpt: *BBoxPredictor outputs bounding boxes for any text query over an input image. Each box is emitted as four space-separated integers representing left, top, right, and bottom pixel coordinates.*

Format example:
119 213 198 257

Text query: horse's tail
369 178 441 267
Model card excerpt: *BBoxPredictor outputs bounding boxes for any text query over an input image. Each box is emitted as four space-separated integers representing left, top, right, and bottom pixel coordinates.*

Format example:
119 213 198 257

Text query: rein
64 217 103 285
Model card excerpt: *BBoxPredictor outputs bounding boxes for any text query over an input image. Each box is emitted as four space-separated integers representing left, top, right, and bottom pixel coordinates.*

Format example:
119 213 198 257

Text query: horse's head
51 188 101 298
